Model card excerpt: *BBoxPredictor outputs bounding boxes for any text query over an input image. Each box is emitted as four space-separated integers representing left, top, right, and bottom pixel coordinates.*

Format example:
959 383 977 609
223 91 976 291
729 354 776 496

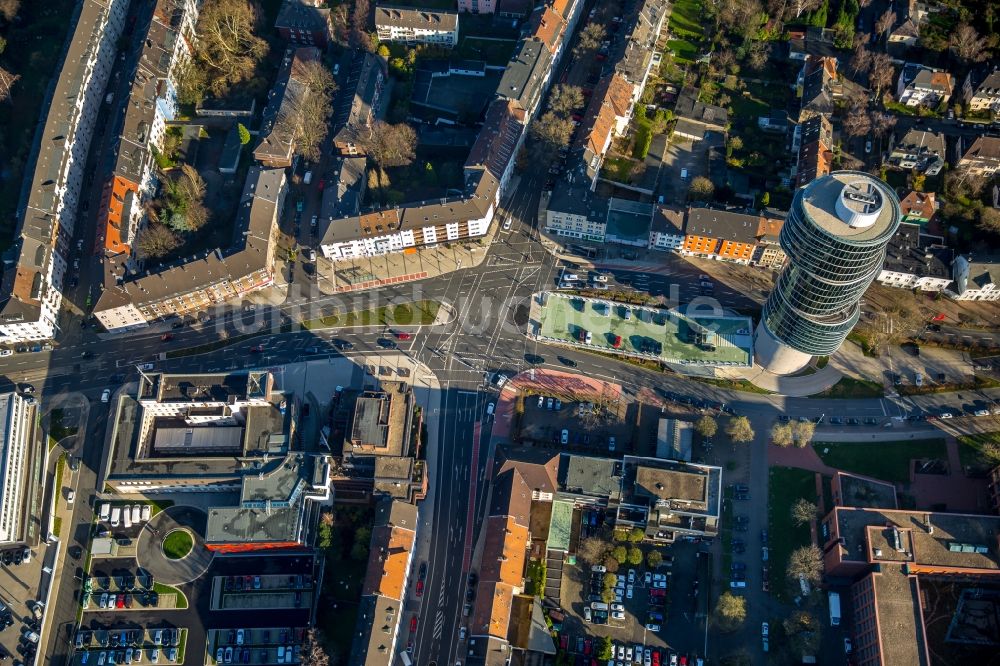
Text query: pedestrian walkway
721 360 843 397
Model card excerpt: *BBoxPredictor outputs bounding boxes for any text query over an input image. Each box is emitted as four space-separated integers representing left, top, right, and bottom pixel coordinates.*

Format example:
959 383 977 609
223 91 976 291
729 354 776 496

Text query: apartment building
899 190 937 225
349 499 418 666
614 0 668 105
753 212 787 268
331 51 387 156
962 66 1000 114
544 182 610 242
876 222 953 291
795 114 833 187
672 87 729 141
254 47 322 168
682 207 762 264
649 205 686 251
888 129 946 175
375 4 460 47
497 38 553 119
464 99 527 196
528 5 567 59
0 393 37 544
318 167 498 261
958 136 1000 176
102 371 331 551
96 0 199 261
575 73 634 188
797 56 838 122
94 167 284 332
0 0 129 343
948 255 1000 301
274 0 333 46
897 63 953 108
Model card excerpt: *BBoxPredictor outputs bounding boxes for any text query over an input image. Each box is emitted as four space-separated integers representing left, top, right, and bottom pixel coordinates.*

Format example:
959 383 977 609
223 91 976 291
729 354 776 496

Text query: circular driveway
136 505 213 585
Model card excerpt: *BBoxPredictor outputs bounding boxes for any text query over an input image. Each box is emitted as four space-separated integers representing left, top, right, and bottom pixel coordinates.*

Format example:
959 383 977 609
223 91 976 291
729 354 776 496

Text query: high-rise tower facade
754 171 901 374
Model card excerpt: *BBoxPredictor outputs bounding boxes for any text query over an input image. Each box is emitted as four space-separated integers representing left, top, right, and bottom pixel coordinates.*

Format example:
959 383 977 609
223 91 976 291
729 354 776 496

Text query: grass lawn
48 408 78 449
768 467 818 601
153 582 189 609
668 0 706 63
303 300 441 330
808 376 884 399
812 439 947 484
163 531 194 560
957 432 1000 476
691 377 774 394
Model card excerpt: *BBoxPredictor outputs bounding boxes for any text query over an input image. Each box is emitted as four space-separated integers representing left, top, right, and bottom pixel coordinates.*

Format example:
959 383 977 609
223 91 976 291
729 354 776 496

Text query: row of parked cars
98 504 151 529
76 628 179 649
215 645 296 665
79 646 175 664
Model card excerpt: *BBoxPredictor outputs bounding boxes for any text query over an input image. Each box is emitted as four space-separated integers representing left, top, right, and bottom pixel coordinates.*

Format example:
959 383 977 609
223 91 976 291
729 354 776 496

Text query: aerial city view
1 0 1000 664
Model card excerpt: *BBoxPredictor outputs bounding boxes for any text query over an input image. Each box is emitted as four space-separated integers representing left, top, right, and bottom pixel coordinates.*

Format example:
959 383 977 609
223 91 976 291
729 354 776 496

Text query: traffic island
162 529 194 560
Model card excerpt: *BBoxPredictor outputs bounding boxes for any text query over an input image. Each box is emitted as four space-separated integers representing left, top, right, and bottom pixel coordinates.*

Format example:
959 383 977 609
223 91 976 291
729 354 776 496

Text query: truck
828 591 841 626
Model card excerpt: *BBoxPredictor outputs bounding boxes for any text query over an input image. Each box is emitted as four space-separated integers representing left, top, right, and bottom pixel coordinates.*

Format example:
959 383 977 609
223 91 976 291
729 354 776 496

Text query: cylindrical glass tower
754 171 901 374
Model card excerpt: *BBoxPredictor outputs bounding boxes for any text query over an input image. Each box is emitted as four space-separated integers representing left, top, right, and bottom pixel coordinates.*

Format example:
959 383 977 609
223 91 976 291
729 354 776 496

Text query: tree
136 224 181 260
784 611 822 656
786 545 823 585
869 111 896 138
875 9 896 41
869 53 894 98
611 546 628 564
530 112 574 151
548 84 584 117
980 207 1000 234
628 527 645 543
850 44 872 76
715 592 747 631
299 629 330 666
295 60 337 163
770 422 794 447
809 0 828 27
578 537 607 564
688 176 715 201
613 528 629 542
0 66 20 104
0 0 19 21
646 550 663 568
791 498 818 526
602 572 618 589
596 637 613 661
696 415 718 438
351 0 374 51
792 420 816 447
760 191 770 207
725 416 755 443
844 106 872 137
367 121 416 168
949 23 993 63
792 0 821 18
746 41 771 72
601 586 617 603
627 547 643 566
575 22 606 56
191 0 269 98
237 123 251 145
602 556 620 573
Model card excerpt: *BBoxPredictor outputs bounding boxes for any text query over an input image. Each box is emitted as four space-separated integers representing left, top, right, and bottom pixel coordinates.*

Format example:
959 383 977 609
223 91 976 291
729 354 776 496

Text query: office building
754 172 901 374
0 393 36 544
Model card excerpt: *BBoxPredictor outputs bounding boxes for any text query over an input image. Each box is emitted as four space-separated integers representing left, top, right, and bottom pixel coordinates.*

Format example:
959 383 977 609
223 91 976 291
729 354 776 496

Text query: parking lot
656 132 724 205
518 394 632 454
555 507 712 664
0 542 47 663
206 627 310 665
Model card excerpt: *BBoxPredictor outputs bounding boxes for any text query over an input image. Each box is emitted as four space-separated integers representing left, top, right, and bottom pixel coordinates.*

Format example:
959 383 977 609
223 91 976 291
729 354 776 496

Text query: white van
680 168 689 179
111 507 122 527
123 508 132 529
915 373 923 387
100 503 111 521
303 171 313 185
590 602 609 611
131 505 141 524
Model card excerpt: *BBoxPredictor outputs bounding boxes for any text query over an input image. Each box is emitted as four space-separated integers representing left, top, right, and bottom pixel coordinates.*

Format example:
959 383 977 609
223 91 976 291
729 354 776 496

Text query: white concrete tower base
753 320 813 375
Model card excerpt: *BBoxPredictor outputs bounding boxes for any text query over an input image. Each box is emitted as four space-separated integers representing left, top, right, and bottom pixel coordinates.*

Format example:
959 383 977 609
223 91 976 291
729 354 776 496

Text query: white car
762 622 769 637
150 649 158 663
644 572 652 585
627 569 636 584
611 603 624 612
67 490 75 505
537 395 545 408
131 505 141 524
237 629 244 645
486 402 495 416
626 584 633 599
0 349 12 357
101 389 111 403
612 610 626 620
502 218 513 230
141 505 151 522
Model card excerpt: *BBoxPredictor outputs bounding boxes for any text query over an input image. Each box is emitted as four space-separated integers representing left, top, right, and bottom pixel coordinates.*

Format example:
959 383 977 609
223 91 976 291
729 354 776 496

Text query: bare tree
869 53 895 98
136 224 181 259
857 0 872 6
850 42 872 76
725 416 755 444
367 121 417 168
688 176 715 201
791 420 816 447
869 111 896 138
786 545 823 585
192 0 269 98
0 0 19 21
528 111 574 160
578 537 608 564
0 65 20 104
299 629 330 666
548 84 585 117
746 41 771 72
875 9 896 41
574 23 606 56
295 60 337 163
844 107 872 137
790 498 818 526
949 23 993 63
784 611 822 656
696 415 718 438
770 423 794 447
351 0 373 51
714 592 747 632
792 0 821 18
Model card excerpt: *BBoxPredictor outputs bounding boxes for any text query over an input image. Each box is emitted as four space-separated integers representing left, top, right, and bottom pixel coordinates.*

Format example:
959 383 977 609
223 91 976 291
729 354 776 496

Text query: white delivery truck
829 591 841 626
110 506 122 527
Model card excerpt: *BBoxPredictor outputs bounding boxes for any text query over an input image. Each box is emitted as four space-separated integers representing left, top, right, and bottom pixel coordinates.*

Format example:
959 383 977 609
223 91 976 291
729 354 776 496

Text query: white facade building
375 5 459 46
0 393 35 544
948 256 1000 301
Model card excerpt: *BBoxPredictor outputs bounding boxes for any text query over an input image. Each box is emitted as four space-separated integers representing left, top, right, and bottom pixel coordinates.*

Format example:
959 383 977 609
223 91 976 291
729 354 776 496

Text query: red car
583 638 592 655
680 657 688 666
160 333 173 342
317 179 326 192
559 635 568 650
612 335 622 348
116 594 125 609
249 345 264 353
415 580 424 596
652 652 661 666
409 616 417 633
394 331 412 340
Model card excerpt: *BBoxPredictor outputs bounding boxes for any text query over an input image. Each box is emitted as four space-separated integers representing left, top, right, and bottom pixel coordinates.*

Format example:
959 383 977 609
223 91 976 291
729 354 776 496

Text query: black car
333 339 354 350
524 353 544 365
556 356 577 367
863 417 878 425
830 417 844 425
377 338 398 349
171 321 185 329
847 418 860 426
